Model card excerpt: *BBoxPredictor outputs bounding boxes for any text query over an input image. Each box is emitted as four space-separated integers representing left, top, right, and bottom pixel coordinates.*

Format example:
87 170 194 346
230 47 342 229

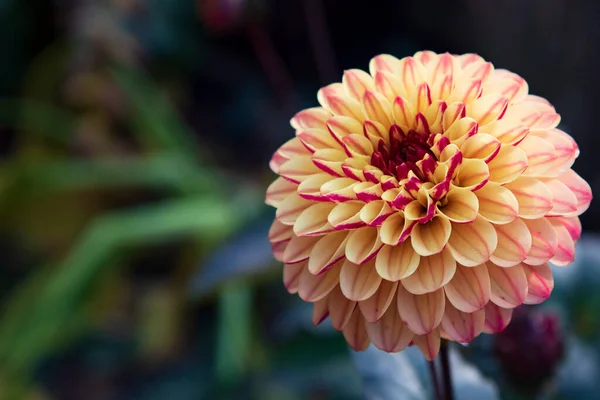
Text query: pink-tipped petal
380 212 414 245
276 192 313 226
359 280 399 323
312 297 329 325
266 178 297 207
298 261 341 302
345 227 383 265
503 176 553 219
397 285 445 335
523 263 554 304
328 201 365 230
291 107 331 130
474 182 519 224
437 188 479 223
401 248 456 295
468 94 508 126
548 218 575 266
343 308 371 351
444 263 490 313
518 135 557 177
343 69 375 101
441 301 485 343
283 235 321 264
283 262 304 293
308 231 349 274
489 219 532 267
486 145 528 184
487 262 528 308
293 202 336 237
523 218 558 265
483 303 513 333
557 169 593 215
544 179 579 216
448 216 498 267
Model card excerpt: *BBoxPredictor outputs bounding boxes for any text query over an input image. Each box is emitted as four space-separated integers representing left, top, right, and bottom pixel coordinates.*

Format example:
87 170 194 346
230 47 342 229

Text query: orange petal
283 262 304 293
346 227 384 265
447 216 498 267
359 280 399 323
342 308 371 351
397 285 445 335
504 176 553 219
401 248 456 295
444 264 490 313
549 218 575 266
312 297 329 325
294 202 336 237
266 177 297 207
380 212 414 245
283 235 320 264
298 261 341 301
486 145 527 184
410 215 452 256
328 201 366 230
441 301 485 343
557 169 593 215
413 329 441 361
365 304 414 352
308 231 349 274
375 242 420 281
483 303 512 333
523 263 554 304
328 285 357 330
523 218 557 265
487 262 528 308
340 259 382 301
437 188 479 223
490 219 532 267
474 182 518 224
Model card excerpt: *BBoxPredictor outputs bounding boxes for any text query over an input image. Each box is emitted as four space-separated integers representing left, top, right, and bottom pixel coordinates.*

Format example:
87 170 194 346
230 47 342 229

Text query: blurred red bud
198 0 247 33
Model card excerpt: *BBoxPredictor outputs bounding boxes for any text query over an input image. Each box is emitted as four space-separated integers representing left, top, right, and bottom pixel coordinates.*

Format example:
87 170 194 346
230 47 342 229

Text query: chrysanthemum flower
265 51 592 360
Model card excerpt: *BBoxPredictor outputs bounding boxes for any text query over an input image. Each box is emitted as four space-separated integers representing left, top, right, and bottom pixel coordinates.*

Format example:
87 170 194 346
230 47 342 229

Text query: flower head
265 51 592 360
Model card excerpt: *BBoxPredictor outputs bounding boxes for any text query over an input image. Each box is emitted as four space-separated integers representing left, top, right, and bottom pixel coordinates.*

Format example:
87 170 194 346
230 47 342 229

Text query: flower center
370 125 436 180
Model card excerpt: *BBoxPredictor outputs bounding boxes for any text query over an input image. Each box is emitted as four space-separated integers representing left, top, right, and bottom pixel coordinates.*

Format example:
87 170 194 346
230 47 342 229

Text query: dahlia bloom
265 51 592 360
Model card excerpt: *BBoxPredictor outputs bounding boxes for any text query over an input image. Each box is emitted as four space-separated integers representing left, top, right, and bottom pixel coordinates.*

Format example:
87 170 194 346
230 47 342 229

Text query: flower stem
440 340 454 400
428 360 442 400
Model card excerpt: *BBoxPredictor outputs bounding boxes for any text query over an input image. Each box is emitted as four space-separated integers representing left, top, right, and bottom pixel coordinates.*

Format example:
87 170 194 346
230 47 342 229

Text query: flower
265 51 592 360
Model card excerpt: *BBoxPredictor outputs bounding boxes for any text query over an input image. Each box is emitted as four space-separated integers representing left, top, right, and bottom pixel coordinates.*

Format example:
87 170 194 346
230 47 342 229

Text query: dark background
0 0 598 399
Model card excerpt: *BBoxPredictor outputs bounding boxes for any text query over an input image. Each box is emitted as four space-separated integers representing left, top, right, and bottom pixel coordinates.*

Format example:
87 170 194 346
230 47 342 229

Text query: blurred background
0 0 599 399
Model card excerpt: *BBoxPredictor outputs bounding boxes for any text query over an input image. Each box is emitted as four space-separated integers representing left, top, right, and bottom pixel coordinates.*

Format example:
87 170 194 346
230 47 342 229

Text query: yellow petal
342 133 374 159
447 216 498 267
291 107 331 130
484 70 528 103
449 78 483 105
328 201 365 230
380 212 414 245
474 182 518 224
427 53 456 100
523 263 554 305
308 231 349 274
486 145 527 184
460 133 501 163
359 200 394 226
557 169 592 215
488 119 529 145
487 262 528 308
375 242 420 281
297 174 331 201
410 216 452 256
489 219 532 267
412 329 441 361
483 302 512 333
293 202 336 237
359 280 399 323
437 188 479 223
362 90 393 128
297 127 342 152
549 218 575 266
393 96 417 131
266 177 297 207
320 177 359 202
326 115 363 145
312 148 346 177
454 158 489 191
528 128 577 176
283 235 320 264
504 176 553 219
283 262 304 293
346 227 383 265
269 219 293 244
276 191 313 225
467 94 508 126
327 285 357 330
340 259 382 301
401 248 456 295
441 301 485 343
523 218 558 265
518 135 556 176
279 156 322 184
374 70 404 104
317 83 363 120
298 261 341 302
369 54 403 77
444 263 490 313
397 285 445 335
342 308 370 351
343 69 375 101
544 179 578 216
365 304 414 353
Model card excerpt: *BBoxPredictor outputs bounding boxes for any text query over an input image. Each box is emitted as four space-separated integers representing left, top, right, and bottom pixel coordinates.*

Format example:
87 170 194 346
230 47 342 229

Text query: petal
529 128 577 175
343 69 375 101
312 297 329 325
279 156 322 184
504 176 553 219
544 179 578 216
489 219 532 267
328 285 357 330
360 200 395 226
487 262 528 308
328 200 366 230
413 329 441 361
359 280 399 323
441 301 485 343
393 96 417 131
321 177 359 202
397 285 445 335
293 202 336 237
518 135 557 177
437 188 479 223
559 216 582 241
468 94 508 126
448 216 498 267
342 133 374 159
276 192 313 225
283 262 304 293
460 133 501 163
327 116 363 146
269 219 293 244
298 261 341 302
549 218 575 266
342 308 370 351
346 227 384 265
380 212 414 245
488 119 529 145
557 170 593 215
272 240 289 262
308 231 349 274
483 303 512 333
266 178 297 207
523 263 554 305
291 107 331 130
523 218 557 265
486 145 527 184
375 242 420 281
297 174 332 201
449 78 482 105
444 264 490 313
474 182 518 224
283 235 320 264
401 248 456 295
340 259 382 301
297 128 342 152
365 304 414 353
410 216 452 256
362 90 393 128
317 83 363 120
312 148 346 177
454 158 489 191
